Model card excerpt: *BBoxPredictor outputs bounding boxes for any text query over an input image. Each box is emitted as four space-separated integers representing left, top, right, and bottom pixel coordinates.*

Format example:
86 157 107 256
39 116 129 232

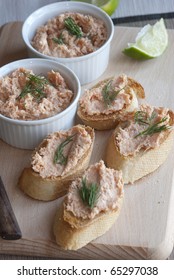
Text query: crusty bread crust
105 112 174 184
18 125 95 201
53 193 123 250
77 77 145 130
18 166 87 201
77 109 120 130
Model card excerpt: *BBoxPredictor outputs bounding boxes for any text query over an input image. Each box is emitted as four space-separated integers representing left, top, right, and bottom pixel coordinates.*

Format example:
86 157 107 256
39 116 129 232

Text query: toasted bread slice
105 105 174 184
18 125 95 201
53 160 124 250
77 74 145 130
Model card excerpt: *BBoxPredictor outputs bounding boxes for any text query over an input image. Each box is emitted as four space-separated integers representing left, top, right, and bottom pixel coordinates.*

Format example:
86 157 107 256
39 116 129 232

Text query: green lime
123 18 168 59
71 0 120 16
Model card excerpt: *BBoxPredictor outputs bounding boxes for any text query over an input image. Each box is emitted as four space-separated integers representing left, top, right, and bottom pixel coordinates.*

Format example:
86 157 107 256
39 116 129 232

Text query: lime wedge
71 0 120 16
96 0 120 16
123 18 168 59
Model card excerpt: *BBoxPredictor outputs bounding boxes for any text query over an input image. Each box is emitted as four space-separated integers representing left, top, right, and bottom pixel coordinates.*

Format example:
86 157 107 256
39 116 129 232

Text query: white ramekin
0 58 81 150
22 1 114 85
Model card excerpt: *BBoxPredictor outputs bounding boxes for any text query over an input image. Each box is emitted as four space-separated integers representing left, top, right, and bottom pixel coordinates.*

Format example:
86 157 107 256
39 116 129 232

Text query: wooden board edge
1 238 172 260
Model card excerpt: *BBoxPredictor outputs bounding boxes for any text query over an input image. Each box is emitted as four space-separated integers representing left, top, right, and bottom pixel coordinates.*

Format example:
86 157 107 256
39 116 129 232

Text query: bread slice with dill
77 74 145 130
18 125 95 201
53 160 124 250
105 104 174 184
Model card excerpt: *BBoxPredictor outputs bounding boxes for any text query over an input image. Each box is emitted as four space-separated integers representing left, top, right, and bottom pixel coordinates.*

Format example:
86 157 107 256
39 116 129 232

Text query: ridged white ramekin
22 1 114 85
0 58 81 149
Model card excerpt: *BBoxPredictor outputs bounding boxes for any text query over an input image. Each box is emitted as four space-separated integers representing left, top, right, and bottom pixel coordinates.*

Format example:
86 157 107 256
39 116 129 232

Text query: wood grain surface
0 22 174 260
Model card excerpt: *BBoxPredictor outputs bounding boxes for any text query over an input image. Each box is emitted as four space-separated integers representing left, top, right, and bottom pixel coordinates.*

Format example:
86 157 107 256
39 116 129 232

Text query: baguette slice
77 74 145 130
18 125 95 201
53 160 124 250
105 105 174 184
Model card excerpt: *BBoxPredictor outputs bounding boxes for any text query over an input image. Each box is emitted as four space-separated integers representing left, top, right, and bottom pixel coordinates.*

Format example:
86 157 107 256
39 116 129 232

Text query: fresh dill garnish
134 110 171 138
79 177 100 209
52 33 65 45
134 110 150 125
17 74 49 102
53 134 75 165
102 80 125 106
64 17 83 38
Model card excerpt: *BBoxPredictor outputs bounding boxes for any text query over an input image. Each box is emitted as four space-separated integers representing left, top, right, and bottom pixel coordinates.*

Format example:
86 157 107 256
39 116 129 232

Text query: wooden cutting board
0 22 174 260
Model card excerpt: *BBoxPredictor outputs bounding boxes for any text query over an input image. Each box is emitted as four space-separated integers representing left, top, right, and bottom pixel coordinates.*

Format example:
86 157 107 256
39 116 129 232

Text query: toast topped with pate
53 160 124 250
18 125 95 201
77 73 145 130
105 104 174 184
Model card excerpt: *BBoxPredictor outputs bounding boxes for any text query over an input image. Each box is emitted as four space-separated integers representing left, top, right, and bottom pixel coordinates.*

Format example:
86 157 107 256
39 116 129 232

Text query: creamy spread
32 12 107 58
79 74 136 116
116 104 173 157
31 125 93 178
0 68 73 120
64 160 123 220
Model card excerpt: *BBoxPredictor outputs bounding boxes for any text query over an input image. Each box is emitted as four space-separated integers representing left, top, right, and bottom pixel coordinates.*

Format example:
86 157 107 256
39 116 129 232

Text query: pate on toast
18 125 95 201
105 104 174 184
53 160 124 250
77 73 145 130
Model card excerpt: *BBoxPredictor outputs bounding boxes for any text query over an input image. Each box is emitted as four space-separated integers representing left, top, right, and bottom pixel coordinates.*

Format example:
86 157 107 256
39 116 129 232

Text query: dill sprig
17 74 49 102
79 177 100 209
53 134 75 165
102 80 125 106
64 17 83 38
134 110 171 138
52 33 65 45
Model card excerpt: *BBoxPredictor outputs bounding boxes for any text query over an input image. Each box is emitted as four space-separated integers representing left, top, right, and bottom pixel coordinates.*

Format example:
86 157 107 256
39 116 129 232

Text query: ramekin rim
0 58 81 126
22 1 114 62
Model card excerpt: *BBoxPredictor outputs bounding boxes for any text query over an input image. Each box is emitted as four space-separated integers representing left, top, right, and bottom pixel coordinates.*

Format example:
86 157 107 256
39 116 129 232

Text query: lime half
71 0 120 16
123 18 168 59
